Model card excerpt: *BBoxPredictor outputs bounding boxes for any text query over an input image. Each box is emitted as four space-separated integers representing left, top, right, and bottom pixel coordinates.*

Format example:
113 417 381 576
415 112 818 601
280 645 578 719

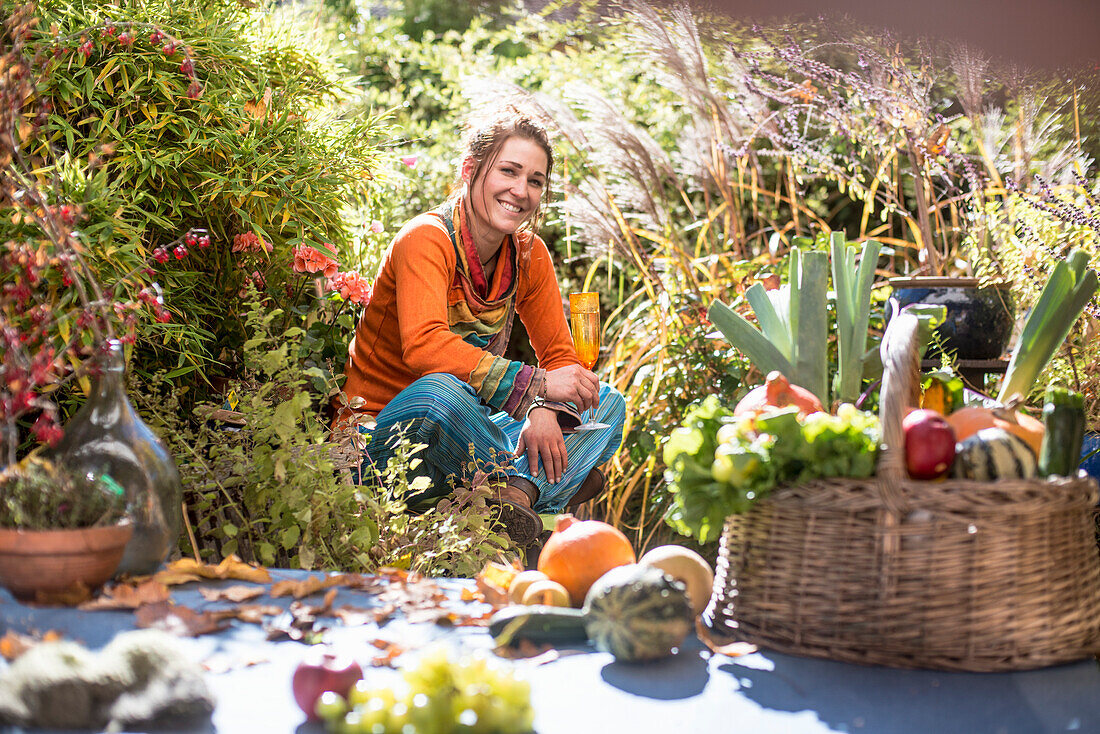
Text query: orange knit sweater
341 209 580 419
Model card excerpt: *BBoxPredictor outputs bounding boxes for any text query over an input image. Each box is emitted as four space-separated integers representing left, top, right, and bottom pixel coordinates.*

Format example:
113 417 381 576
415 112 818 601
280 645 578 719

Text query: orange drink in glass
569 292 601 369
568 292 608 430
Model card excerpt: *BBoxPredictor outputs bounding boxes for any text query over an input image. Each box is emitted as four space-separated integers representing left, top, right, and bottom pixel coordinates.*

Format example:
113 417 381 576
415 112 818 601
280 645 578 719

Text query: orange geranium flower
292 245 338 278
328 271 372 304
231 232 271 254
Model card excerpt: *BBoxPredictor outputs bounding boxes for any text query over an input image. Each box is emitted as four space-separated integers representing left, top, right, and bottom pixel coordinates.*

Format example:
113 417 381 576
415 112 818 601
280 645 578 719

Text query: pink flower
400 155 418 168
292 245 339 278
231 232 271 254
369 220 385 234
328 271 372 305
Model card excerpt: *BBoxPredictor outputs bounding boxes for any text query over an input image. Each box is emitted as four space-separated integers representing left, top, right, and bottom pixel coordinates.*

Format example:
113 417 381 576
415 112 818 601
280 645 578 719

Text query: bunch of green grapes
316 648 535 734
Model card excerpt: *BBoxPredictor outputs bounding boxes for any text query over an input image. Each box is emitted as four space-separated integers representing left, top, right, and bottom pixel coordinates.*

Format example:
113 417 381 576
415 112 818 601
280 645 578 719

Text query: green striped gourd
951 427 1038 481
583 564 693 663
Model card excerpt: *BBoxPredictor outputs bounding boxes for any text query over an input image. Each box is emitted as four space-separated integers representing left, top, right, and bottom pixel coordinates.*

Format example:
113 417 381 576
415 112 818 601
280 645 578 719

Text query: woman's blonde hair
459 105 554 233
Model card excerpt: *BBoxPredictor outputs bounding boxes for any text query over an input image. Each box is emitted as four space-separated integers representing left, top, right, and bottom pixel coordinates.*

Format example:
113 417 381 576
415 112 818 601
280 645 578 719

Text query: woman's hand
543 365 599 414
516 407 567 484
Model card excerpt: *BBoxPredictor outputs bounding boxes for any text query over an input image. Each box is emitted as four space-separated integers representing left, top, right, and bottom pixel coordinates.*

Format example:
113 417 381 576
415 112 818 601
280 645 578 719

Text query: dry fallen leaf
270 575 325 599
451 609 495 627
264 601 329 644
225 604 284 625
135 601 231 637
79 580 170 611
33 582 92 606
0 630 62 662
331 605 375 627
200 585 265 603
367 639 405 667
153 555 272 586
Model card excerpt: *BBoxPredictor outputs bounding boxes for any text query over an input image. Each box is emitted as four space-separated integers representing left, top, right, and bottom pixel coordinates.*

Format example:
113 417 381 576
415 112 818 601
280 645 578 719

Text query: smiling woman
337 105 626 549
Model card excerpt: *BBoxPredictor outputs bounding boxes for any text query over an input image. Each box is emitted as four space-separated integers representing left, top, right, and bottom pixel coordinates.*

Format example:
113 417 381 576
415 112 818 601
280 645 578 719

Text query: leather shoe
566 467 606 509
488 476 542 546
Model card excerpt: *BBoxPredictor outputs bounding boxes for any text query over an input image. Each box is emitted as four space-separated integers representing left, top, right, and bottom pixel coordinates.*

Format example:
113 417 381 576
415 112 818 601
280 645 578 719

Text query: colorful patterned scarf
437 200 517 357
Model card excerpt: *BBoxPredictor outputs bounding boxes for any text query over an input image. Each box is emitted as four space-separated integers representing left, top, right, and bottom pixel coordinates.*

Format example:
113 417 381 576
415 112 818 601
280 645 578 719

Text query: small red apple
903 409 957 480
291 646 363 721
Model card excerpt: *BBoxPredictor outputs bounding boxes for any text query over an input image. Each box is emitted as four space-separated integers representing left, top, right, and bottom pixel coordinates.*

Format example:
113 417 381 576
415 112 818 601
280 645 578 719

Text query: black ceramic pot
888 277 1015 360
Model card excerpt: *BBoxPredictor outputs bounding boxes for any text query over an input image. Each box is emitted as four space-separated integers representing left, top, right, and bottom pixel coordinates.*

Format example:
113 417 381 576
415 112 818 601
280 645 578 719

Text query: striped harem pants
359 373 626 513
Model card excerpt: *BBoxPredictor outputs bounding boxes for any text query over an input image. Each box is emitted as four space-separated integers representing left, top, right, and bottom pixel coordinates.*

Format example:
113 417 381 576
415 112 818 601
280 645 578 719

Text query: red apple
291 646 363 721
903 409 957 480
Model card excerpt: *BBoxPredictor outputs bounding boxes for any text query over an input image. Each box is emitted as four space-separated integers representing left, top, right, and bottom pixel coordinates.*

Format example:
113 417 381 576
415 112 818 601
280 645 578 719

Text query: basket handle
878 309 922 483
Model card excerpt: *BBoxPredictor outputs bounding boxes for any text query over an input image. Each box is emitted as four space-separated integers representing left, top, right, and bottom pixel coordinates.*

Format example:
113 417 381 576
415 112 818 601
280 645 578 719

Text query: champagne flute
569 292 610 431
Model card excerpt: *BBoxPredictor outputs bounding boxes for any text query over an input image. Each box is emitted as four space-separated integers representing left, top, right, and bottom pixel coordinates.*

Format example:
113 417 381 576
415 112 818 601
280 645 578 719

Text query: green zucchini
488 605 590 647
1039 387 1086 477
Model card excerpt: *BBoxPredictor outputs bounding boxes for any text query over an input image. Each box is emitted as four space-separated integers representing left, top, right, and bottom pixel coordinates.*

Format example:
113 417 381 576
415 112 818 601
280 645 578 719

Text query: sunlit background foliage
6 0 1097 566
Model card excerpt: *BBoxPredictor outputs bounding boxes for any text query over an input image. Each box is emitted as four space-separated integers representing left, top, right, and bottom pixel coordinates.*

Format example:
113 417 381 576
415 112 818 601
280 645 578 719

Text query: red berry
152 247 169 264
197 235 210 248
162 41 177 56
173 245 187 259
156 310 172 323
186 80 202 99
117 32 133 46
184 232 197 246
150 30 164 44
180 57 194 76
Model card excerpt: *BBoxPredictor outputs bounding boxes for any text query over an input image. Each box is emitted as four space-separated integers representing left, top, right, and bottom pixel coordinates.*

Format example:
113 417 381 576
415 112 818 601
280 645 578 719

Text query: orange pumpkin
733 371 824 418
537 515 636 606
945 405 1044 457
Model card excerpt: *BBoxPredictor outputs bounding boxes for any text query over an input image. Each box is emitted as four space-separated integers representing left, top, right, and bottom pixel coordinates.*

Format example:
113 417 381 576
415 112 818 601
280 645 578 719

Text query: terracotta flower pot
0 522 133 601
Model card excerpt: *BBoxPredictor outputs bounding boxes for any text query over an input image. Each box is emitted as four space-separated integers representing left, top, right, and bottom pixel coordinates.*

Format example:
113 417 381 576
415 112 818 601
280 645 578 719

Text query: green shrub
4 0 389 404
133 291 515 574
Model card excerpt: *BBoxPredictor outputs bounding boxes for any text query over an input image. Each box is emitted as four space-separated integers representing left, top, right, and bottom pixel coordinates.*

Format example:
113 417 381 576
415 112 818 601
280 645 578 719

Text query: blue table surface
2 569 1099 734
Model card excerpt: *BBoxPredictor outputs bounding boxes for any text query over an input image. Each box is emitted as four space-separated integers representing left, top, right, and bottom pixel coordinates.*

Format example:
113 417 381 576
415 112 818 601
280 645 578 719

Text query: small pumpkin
538 515 636 606
951 427 1038 480
733 371 824 418
583 564 694 663
945 402 1044 457
638 545 714 617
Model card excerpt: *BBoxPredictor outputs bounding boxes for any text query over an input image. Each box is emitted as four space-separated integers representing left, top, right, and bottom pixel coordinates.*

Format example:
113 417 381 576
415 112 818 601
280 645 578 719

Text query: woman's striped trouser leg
360 373 625 512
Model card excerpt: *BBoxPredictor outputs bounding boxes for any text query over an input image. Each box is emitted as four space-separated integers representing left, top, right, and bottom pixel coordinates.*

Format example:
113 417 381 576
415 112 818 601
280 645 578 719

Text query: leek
707 247 829 405
997 249 1099 403
831 234 882 404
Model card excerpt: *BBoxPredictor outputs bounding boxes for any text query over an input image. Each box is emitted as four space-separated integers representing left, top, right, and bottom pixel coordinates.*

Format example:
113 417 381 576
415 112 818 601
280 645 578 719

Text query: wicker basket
704 310 1100 671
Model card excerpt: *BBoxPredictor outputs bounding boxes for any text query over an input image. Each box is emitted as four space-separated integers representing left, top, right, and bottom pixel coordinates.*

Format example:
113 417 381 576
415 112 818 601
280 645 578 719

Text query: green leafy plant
0 457 127 530
662 397 881 542
707 246 830 404
998 249 1098 404
706 234 881 407
5 0 388 404
134 291 513 574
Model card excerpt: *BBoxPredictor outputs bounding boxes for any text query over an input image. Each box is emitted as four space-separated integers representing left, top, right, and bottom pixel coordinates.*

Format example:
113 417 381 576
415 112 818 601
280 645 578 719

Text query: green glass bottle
1038 387 1086 478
